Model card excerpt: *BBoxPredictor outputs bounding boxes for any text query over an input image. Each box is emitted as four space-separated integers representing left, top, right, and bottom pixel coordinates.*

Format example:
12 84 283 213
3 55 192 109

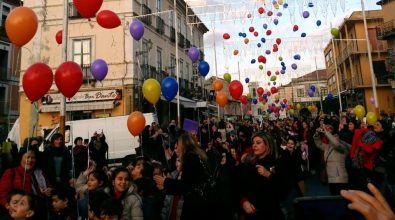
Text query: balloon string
23 102 35 189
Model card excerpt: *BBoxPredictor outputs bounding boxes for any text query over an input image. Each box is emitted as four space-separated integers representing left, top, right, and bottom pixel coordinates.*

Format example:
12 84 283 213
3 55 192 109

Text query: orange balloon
244 38 249 44
6 7 38 47
212 79 223 91
127 111 146 136
216 92 228 107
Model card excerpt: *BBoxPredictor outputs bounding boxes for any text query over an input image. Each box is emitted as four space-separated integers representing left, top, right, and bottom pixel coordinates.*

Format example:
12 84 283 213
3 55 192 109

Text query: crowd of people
0 110 394 220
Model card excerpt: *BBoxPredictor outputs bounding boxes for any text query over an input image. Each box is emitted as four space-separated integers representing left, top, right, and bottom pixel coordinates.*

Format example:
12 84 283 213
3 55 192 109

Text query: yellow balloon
259 64 263 70
296 103 302 110
274 4 279 9
354 105 366 119
275 95 280 100
308 106 312 112
278 0 283 5
246 93 252 100
290 109 295 114
366 112 377 125
142 78 161 105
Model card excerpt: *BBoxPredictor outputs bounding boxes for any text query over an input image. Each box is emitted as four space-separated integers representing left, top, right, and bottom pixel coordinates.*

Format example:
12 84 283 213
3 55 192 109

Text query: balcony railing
81 64 96 84
377 19 395 40
170 27 176 42
141 5 152 25
156 16 165 34
178 33 185 48
338 41 387 64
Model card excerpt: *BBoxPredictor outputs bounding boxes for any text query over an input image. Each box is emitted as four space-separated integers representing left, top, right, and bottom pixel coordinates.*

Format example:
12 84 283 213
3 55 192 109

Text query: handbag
320 147 334 185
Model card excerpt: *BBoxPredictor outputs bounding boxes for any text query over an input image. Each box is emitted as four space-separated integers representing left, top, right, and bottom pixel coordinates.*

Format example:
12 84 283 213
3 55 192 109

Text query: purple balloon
130 20 145 41
188 47 200 63
291 63 297 70
90 59 108 81
308 89 314 97
303 11 310 18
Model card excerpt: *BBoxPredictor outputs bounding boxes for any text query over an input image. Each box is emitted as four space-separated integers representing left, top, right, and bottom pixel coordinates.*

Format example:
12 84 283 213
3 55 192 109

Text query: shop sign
44 90 119 104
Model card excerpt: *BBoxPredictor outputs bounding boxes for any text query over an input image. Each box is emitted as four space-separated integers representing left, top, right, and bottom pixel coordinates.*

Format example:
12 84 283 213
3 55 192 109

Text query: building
376 0 395 95
19 0 208 140
0 0 21 141
324 10 395 113
278 69 328 111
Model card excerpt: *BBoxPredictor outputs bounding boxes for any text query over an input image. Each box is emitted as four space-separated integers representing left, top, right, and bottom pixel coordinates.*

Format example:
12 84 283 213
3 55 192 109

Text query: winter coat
161 171 184 220
314 132 349 184
43 146 72 185
120 185 144 220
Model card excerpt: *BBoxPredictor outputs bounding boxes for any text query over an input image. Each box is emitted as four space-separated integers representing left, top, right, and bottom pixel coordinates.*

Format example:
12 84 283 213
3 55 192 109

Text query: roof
376 0 391 5
291 69 328 83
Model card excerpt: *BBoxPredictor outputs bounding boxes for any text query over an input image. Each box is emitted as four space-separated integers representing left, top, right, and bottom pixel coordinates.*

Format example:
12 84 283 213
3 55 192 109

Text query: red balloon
249 27 254 32
258 55 266 63
273 47 278 52
257 87 264 96
258 7 265 14
55 61 83 98
223 33 230 39
267 91 271 96
259 96 263 102
273 106 278 113
23 63 53 102
96 10 121 29
266 30 272 35
55 30 62 44
254 31 259 37
240 95 248 105
283 98 287 104
229 80 243 100
267 11 273 16
293 25 299 32
276 38 281 45
271 86 277 94
267 71 271 76
73 0 103 18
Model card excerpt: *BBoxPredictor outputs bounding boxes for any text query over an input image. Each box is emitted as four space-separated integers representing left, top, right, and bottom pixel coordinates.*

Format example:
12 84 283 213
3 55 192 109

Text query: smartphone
294 196 362 220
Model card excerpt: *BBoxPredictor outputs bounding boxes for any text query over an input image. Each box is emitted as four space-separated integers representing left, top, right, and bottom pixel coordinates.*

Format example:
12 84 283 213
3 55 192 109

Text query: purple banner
183 118 199 134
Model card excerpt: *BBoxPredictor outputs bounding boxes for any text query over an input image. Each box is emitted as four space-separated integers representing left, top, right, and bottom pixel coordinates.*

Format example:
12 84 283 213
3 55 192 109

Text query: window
186 63 190 81
321 88 328 97
297 88 304 97
0 44 10 80
177 16 181 33
156 0 161 12
179 59 184 79
170 54 176 75
325 50 333 66
0 3 11 26
73 39 91 80
169 7 173 28
156 47 162 73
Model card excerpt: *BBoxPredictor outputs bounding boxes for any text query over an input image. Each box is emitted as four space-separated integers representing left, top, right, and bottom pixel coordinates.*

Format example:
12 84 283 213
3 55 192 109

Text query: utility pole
59 0 69 136
315 57 323 111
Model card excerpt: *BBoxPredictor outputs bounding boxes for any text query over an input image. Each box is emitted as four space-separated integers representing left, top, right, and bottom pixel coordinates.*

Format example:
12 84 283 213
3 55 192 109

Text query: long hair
251 132 275 157
178 133 207 162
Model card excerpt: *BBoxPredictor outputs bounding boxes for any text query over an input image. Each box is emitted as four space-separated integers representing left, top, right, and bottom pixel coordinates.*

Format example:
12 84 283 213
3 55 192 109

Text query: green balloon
223 73 231 83
331 28 339 38
279 56 283 61
270 75 277 81
246 93 252 101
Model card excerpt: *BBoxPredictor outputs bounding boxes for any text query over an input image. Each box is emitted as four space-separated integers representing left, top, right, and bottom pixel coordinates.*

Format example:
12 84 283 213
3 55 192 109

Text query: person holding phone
89 130 109 171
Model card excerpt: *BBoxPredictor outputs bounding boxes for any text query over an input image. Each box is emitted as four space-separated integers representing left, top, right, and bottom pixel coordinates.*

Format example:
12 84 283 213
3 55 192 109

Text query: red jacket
350 128 383 171
0 166 32 207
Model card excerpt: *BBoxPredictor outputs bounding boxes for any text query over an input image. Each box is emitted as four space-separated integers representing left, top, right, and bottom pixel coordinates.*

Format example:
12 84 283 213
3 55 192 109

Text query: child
99 198 123 220
50 185 76 220
3 189 35 220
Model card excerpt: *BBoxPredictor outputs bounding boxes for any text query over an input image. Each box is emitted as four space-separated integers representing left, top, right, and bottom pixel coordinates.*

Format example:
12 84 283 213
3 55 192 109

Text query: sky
185 0 381 93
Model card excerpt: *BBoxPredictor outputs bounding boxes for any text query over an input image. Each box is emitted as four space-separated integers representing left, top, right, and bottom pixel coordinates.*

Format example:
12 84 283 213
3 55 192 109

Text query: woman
109 167 143 220
238 132 284 220
314 124 349 195
154 134 212 220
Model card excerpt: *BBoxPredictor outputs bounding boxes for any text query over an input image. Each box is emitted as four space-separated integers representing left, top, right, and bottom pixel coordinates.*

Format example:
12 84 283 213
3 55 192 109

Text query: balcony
170 27 176 42
156 16 165 34
178 33 185 48
81 64 96 85
377 19 395 40
141 4 152 26
199 50 204 61
337 41 387 64
68 3 82 19
185 39 191 49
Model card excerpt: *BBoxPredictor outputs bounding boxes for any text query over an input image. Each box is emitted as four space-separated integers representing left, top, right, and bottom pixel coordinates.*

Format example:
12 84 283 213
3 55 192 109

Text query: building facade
19 0 208 140
324 10 395 113
0 0 21 141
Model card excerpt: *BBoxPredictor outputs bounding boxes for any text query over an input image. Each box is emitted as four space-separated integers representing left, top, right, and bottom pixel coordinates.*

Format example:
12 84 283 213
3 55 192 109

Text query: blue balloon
251 59 256 64
263 94 267 98
310 85 316 92
257 43 261 47
239 32 242 36
198 61 210 77
242 33 247 38
281 61 285 66
272 103 275 107
327 93 334 100
284 3 288 8
267 108 272 113
308 89 314 97
280 69 285 74
265 50 271 55
245 78 250 83
301 33 306 37
281 103 286 108
282 66 286 70
294 54 301 60
261 37 266 43
274 19 279 25
308 2 314 7
253 98 258 104
263 23 268 29
291 63 297 70
316 20 321 26
161 76 178 101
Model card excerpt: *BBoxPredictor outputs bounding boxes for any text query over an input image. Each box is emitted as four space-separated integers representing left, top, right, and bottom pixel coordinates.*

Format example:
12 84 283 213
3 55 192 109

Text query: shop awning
161 96 207 108
40 101 114 112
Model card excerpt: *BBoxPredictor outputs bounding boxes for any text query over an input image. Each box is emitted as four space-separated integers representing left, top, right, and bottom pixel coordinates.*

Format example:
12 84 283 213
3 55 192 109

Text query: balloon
73 0 103 18
261 37 266 43
273 82 277 85
229 80 243 100
130 19 145 41
331 28 339 38
290 109 295 114
270 76 277 81
216 92 228 107
274 19 279 25
258 55 266 63
275 70 279 75
257 43 262 48
242 33 247 38
55 61 83 98
283 3 288 8
267 71 272 76
244 38 249 44
245 78 250 83
296 104 302 110
254 31 259 37
259 65 263 70
23 63 53 102
266 30 272 35
251 59 256 64
90 59 108 81
5 7 38 47
212 79 223 91
354 105 366 119
280 70 285 74
96 10 121 29
302 11 310 18
265 50 271 55
291 63 297 70
233 49 239 55
366 112 377 125
278 0 283 5
267 11 273 16
301 32 306 37
308 106 312 112
308 2 314 7
310 85 316 92
369 96 375 104
308 89 314 97
246 93 252 100
198 61 210 77
263 24 268 29
161 76 178 101
247 13 252 18
279 56 283 61
257 87 264 96
293 25 299 32
259 96 264 102
294 54 301 60
267 108 272 113
252 98 258 105
55 30 62 44
283 98 287 103
327 93 334 100
277 12 282 16
258 7 265 14
316 20 322 26
223 33 230 39
224 73 231 83
142 79 161 105
276 38 281 45
270 86 277 94
249 27 255 32
311 105 317 112
127 111 146 136
267 91 271 96
275 95 280 100
188 47 200 63
240 95 248 105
